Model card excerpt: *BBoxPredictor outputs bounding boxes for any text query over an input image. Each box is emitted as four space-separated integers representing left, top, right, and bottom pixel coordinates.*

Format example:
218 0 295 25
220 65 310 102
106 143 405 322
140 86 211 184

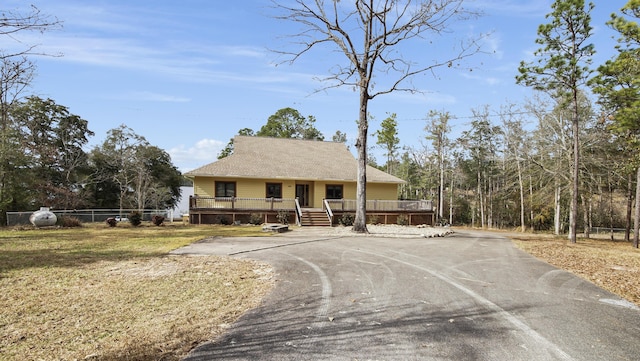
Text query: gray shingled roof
185 136 404 184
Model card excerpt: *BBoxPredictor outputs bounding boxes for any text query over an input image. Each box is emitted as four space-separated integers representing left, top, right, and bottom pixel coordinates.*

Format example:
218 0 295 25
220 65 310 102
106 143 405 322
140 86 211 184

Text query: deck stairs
299 208 332 227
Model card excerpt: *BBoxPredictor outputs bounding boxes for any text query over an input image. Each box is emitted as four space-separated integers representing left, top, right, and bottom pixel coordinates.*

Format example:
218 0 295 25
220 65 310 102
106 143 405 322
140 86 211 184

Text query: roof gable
185 136 404 183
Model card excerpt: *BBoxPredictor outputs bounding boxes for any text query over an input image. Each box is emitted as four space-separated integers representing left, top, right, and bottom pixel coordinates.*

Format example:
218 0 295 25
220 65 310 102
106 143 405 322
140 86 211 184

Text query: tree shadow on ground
183 291 540 361
0 247 165 276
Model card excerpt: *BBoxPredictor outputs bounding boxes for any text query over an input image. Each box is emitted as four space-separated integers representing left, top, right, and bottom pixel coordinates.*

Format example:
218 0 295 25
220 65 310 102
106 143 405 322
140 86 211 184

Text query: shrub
277 210 289 225
532 207 553 231
367 214 379 225
60 216 82 228
249 213 264 225
339 213 355 226
151 215 165 226
397 214 409 226
105 217 117 227
128 212 142 226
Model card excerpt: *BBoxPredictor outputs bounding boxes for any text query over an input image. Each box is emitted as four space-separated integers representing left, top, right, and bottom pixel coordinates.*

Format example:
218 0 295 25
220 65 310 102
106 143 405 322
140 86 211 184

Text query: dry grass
0 224 274 361
6 223 638 360
511 232 640 306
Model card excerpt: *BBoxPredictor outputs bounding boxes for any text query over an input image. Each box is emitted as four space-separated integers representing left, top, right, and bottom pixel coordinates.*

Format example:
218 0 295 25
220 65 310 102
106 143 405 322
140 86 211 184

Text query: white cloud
461 72 501 86
169 138 225 172
470 1 551 17
125 91 191 103
383 89 458 106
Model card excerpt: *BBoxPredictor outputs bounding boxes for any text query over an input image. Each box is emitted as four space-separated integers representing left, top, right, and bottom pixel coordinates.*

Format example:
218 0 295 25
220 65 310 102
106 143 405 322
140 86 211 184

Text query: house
184 136 434 226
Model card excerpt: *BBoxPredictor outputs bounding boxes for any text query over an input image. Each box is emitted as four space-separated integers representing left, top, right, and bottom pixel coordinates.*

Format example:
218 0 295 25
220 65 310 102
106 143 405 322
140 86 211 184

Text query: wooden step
300 211 332 226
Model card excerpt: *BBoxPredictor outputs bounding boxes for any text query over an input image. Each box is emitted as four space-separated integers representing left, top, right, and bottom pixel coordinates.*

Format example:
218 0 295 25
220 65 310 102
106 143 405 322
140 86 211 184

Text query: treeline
0 6 184 225
0 96 182 225
372 1 640 244
374 99 631 237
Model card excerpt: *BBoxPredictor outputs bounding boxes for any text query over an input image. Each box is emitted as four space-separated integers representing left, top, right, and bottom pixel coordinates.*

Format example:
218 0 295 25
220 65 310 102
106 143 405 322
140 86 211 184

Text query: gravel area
327 224 453 238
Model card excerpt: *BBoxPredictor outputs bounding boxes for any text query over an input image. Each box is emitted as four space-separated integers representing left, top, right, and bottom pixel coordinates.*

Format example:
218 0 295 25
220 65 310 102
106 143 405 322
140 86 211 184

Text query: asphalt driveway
175 229 640 361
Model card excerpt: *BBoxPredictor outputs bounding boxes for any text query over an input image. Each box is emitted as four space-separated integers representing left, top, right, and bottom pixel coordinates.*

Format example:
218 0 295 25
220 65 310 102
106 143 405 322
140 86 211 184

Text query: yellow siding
193 176 398 203
366 183 399 200
194 177 215 197
239 179 296 198
281 180 296 199
310 182 322 208
193 177 296 198
238 179 266 198
342 182 357 199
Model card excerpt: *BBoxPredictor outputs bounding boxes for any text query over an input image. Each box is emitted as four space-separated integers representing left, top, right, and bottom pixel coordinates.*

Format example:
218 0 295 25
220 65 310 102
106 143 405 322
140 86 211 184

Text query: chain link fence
6 209 173 227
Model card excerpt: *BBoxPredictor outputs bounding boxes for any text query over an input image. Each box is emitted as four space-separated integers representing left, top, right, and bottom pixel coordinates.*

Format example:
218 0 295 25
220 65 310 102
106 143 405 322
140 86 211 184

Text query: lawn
0 223 274 361
3 224 640 360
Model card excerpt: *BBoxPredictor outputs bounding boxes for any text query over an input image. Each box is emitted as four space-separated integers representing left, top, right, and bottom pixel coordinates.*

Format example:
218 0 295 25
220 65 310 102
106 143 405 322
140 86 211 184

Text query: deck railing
294 198 302 226
190 196 433 212
189 196 296 210
324 199 433 212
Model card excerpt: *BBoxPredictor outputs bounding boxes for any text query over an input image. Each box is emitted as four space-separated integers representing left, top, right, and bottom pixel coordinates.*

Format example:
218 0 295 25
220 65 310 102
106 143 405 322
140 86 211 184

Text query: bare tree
0 5 61 223
424 110 451 222
0 56 36 223
499 104 529 232
1 5 61 59
273 0 484 232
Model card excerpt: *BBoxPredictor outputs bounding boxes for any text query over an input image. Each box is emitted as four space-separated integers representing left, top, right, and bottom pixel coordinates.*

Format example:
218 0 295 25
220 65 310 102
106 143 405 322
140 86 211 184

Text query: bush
151 215 165 226
277 210 289 225
128 212 142 226
339 213 355 226
397 214 409 226
367 214 379 225
60 216 82 228
249 213 264 225
105 217 117 227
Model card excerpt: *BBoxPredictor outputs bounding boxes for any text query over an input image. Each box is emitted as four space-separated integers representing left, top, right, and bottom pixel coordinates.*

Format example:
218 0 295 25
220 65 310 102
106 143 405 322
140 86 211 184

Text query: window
326 184 343 199
266 183 282 198
215 181 235 197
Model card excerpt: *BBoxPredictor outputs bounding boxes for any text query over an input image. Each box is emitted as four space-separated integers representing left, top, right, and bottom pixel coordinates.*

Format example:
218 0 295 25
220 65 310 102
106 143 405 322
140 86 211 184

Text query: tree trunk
439 147 444 220
554 185 562 235
581 194 590 239
478 169 484 228
626 172 633 242
449 175 454 225
634 166 640 248
488 178 493 229
471 201 476 227
569 96 580 244
589 197 593 238
609 178 615 241
352 87 369 233
530 175 534 227
517 158 526 232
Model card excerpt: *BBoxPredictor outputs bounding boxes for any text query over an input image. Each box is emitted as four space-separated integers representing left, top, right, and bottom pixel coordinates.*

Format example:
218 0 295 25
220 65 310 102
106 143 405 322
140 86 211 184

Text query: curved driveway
176 229 640 361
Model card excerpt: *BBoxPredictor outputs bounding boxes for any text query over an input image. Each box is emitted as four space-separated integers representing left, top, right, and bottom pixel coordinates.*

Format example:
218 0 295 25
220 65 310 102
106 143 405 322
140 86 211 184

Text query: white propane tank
29 207 57 227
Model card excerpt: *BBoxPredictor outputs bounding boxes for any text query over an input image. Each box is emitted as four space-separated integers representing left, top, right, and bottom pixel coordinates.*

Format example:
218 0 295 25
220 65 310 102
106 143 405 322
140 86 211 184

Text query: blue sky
2 1 625 172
